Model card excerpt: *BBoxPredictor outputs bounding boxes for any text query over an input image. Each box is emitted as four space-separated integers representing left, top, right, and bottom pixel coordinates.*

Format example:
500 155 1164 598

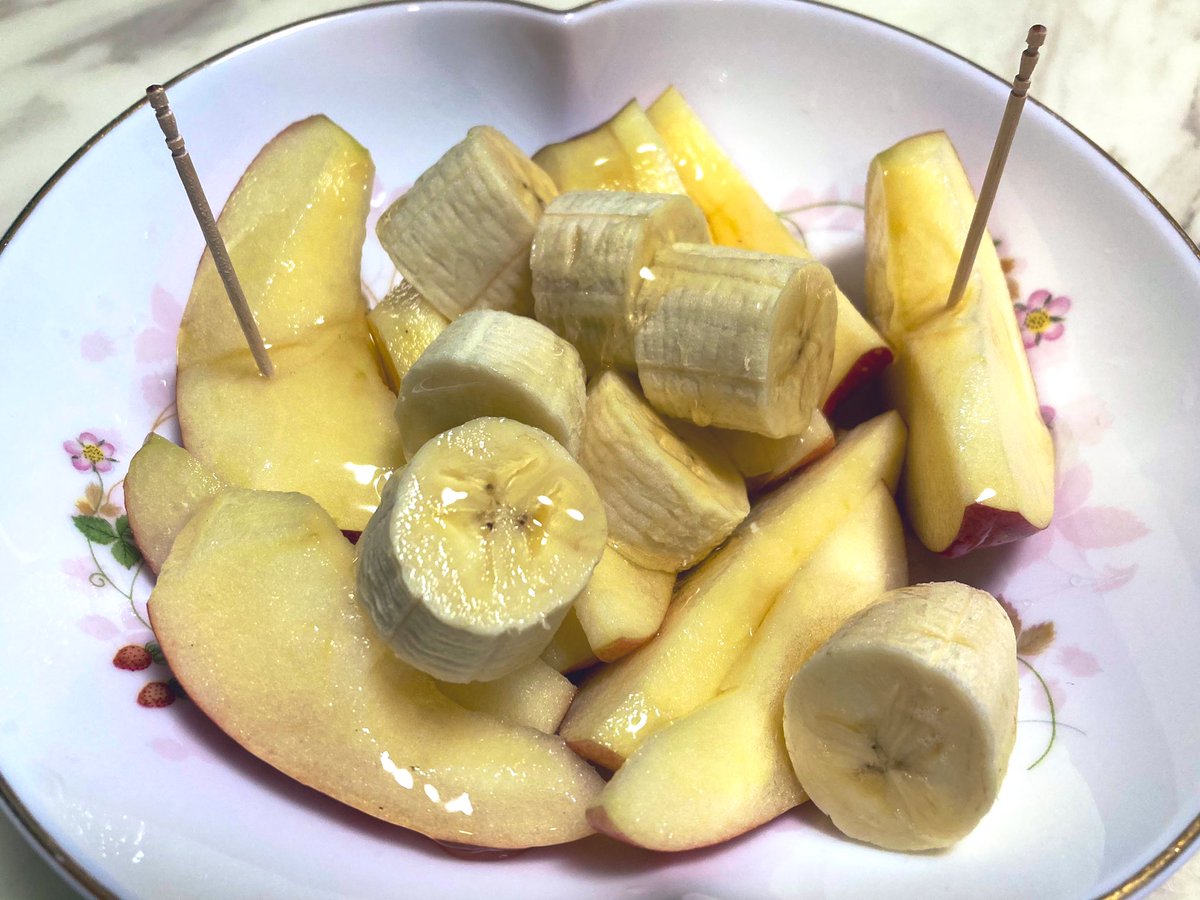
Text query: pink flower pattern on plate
1015 289 1071 348
64 432 117 473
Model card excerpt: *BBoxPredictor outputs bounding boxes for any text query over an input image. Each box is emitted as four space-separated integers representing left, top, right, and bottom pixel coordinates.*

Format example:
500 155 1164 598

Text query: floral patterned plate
2 1 1200 897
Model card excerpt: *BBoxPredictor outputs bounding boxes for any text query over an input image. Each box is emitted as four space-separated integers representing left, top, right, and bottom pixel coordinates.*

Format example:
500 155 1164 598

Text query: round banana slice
635 244 837 437
396 309 587 459
376 126 558 318
357 417 607 683
531 191 709 371
783 581 1018 851
579 371 748 572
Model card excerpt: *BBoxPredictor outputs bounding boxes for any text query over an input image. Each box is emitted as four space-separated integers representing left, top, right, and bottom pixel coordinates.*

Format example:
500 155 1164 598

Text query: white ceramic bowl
3 1 1199 896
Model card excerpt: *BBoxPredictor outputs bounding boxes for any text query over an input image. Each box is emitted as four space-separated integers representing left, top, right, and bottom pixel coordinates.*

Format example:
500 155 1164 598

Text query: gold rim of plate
1 1 1197 897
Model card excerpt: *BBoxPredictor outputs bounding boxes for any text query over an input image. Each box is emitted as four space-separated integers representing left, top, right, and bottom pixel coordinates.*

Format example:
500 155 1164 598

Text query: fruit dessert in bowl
2 1 1199 898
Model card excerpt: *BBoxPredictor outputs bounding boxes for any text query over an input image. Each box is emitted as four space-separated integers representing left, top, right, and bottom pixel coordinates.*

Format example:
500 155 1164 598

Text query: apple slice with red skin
587 483 907 851
865 131 1053 556
149 487 602 848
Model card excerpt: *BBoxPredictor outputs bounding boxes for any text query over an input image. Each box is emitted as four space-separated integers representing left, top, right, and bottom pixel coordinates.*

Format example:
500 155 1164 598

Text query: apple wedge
574 546 676 663
541 609 598 674
367 281 448 393
645 87 892 412
150 488 602 848
533 99 686 195
125 433 224 573
176 116 404 532
864 131 1054 555
589 483 907 850
436 660 576 734
670 410 835 493
559 411 906 769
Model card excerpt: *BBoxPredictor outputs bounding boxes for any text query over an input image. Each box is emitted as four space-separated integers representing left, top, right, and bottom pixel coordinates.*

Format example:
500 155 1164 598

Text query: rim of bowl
1 1 1196 897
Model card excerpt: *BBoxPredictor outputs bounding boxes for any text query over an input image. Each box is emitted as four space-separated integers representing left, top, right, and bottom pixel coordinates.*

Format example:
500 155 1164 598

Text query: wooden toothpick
946 25 1047 310
146 84 274 377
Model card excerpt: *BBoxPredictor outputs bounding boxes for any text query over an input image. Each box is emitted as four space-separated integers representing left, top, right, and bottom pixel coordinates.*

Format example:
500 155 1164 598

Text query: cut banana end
531 191 709 372
368 281 449 392
376 126 557 318
635 244 837 437
579 371 748 572
396 309 587 459
356 417 606 683
783 581 1018 851
533 99 687 195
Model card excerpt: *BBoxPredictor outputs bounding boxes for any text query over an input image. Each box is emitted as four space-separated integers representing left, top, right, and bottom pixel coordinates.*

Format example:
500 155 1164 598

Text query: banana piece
635 244 837 437
670 410 835 492
357 417 606 683
533 99 687 195
367 281 449 392
376 126 557 318
531 191 709 372
645 86 893 414
783 581 1018 851
579 371 748 572
395 309 587 459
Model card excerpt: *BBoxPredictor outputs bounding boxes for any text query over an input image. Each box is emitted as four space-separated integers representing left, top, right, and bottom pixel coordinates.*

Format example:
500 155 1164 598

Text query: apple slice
589 483 907 850
670 410 835 493
179 323 400 530
176 116 404 532
124 433 224 573
541 609 598 674
533 100 686 195
559 411 906 769
436 660 576 735
864 131 1054 555
150 488 602 848
645 87 892 412
574 546 676 663
367 281 449 393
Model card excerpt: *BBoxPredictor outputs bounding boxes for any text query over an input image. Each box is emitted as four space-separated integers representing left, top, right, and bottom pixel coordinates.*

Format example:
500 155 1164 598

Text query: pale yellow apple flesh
124 434 224 573
176 115 404 532
864 131 1054 555
559 411 907 769
645 87 892 412
150 488 603 848
541 609 599 674
436 660 576 735
533 99 686 195
671 410 835 493
589 484 907 850
366 282 449 393
574 545 676 663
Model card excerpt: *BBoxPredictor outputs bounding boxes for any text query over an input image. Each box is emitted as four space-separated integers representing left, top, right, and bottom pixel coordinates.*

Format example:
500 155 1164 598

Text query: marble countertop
1 1 1197 897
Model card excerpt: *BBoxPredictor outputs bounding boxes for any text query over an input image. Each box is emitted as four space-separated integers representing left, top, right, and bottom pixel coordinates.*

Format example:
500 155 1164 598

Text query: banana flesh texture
376 126 557 318
532 191 709 372
635 244 837 437
783 581 1018 851
395 309 587 459
579 371 748 572
367 281 449 393
357 417 607 683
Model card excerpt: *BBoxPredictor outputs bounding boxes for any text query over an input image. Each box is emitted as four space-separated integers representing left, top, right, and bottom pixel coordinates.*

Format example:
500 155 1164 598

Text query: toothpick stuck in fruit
145 84 275 377
946 25 1046 310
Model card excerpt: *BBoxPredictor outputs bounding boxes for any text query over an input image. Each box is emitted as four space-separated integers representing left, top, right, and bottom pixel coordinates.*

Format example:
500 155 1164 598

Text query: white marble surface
0 1 1197 897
